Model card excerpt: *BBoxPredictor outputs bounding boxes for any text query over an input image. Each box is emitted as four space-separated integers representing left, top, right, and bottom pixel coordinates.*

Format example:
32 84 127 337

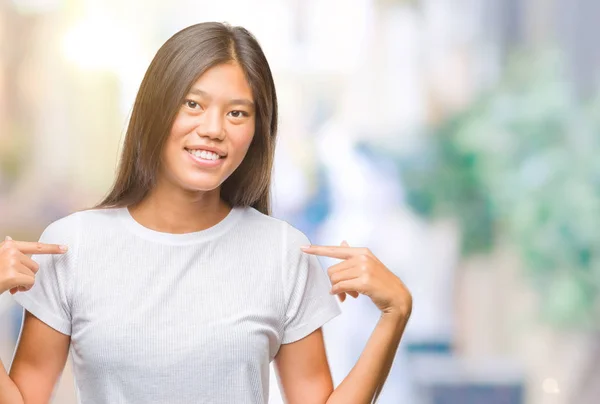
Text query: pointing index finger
14 241 68 255
300 245 357 260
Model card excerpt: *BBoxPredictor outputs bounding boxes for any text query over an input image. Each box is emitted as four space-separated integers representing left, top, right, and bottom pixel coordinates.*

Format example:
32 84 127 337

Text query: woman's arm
275 328 333 404
326 313 407 403
0 364 23 404
275 313 408 404
0 311 70 404
278 242 412 404
0 238 71 403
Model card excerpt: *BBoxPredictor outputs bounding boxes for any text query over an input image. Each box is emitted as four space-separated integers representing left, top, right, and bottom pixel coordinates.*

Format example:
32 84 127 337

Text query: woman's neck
128 185 231 234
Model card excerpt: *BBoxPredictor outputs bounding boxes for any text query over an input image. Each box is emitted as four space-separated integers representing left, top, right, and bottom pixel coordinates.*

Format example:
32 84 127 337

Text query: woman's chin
179 177 224 193
182 184 221 193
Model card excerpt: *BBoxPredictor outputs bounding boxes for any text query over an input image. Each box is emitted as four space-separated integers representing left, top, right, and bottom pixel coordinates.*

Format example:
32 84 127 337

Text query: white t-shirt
12 206 341 404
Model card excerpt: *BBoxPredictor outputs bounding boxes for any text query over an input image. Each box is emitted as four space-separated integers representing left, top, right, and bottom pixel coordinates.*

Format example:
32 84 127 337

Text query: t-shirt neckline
117 205 244 245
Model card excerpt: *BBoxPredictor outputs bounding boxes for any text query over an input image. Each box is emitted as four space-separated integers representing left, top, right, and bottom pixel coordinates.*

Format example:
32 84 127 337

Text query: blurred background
1 0 599 403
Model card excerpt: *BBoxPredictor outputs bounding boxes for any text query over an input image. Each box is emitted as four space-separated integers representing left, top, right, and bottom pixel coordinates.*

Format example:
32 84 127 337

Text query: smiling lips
184 147 226 168
185 148 222 161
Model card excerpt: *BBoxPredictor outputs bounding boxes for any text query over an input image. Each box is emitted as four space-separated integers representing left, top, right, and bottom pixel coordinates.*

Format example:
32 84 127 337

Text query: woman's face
159 62 256 193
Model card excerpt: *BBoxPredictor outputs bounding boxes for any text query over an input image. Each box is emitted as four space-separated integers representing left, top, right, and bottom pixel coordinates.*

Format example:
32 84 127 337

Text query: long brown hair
96 22 278 215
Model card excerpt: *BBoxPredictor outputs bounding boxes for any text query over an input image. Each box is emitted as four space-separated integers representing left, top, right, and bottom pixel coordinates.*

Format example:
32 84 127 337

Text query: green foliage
399 50 600 329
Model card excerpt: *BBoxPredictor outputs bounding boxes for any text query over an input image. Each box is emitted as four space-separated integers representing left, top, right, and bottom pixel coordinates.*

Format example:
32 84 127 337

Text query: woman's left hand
301 241 412 320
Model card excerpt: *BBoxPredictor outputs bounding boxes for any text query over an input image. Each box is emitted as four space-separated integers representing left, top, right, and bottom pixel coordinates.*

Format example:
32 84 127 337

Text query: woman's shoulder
41 207 121 239
240 206 287 230
240 207 311 247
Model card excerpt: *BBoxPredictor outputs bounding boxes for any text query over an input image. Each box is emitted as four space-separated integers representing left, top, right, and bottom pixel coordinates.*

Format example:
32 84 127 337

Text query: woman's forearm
327 313 408 404
0 358 24 404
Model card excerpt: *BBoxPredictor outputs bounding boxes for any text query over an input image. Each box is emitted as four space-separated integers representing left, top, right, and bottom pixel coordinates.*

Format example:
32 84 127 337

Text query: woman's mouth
185 148 222 161
184 148 225 168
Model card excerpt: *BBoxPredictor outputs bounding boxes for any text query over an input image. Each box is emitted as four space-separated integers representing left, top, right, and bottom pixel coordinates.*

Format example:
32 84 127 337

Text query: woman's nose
195 108 224 140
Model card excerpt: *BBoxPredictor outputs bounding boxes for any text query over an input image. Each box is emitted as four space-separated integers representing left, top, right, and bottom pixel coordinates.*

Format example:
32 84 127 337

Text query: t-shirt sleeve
11 213 80 336
281 223 342 344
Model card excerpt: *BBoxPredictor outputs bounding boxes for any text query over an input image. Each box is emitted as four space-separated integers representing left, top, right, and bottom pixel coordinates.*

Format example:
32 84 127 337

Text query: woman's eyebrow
227 98 255 108
188 88 209 98
188 87 254 108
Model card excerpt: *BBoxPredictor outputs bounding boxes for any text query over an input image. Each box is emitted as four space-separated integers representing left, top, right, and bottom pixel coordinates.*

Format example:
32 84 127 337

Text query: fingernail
5 236 12 241
300 245 310 250
60 245 68 252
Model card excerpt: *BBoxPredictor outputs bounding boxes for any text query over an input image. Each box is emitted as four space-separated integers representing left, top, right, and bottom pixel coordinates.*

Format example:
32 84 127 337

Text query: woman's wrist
379 310 410 331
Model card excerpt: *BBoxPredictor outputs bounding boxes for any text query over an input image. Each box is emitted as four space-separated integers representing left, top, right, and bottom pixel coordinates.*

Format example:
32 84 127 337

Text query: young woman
0 22 412 403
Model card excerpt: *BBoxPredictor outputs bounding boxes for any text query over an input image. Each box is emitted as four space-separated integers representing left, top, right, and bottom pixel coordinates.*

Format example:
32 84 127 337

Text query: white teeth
187 149 219 161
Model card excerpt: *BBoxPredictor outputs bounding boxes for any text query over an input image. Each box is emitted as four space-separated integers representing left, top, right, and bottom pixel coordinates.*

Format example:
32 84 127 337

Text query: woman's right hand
0 236 67 295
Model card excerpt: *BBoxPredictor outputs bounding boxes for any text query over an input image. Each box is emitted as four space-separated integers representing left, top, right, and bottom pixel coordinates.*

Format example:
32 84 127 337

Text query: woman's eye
185 100 199 109
228 110 247 118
